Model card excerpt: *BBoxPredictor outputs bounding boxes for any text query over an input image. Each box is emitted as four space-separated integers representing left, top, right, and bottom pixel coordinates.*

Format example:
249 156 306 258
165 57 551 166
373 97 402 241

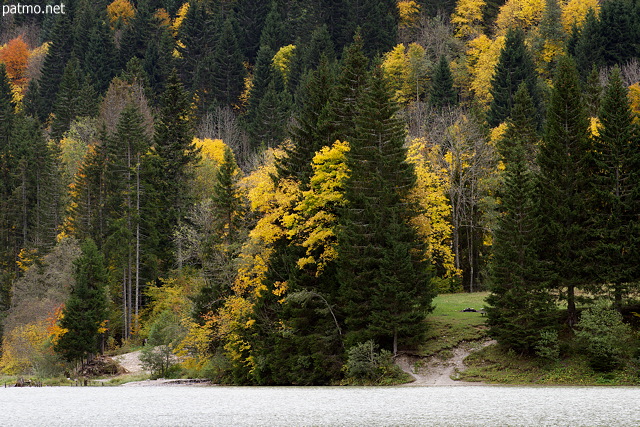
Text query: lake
1 385 639 426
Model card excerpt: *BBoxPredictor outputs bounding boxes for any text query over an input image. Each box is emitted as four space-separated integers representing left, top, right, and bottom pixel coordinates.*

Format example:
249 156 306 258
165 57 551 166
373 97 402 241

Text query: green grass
460 344 640 385
417 292 489 356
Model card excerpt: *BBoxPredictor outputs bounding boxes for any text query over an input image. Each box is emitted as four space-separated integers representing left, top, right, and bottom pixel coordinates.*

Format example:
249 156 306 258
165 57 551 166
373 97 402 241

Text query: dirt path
396 339 495 386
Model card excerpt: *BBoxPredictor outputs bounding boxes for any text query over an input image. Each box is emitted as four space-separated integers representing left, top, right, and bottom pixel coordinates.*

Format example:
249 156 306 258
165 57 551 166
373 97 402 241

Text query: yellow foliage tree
272 45 296 84
398 0 421 29
495 0 545 35
407 139 460 290
561 0 599 32
107 0 135 30
172 3 190 37
451 0 486 40
211 146 300 373
466 35 506 105
382 43 428 104
292 140 350 275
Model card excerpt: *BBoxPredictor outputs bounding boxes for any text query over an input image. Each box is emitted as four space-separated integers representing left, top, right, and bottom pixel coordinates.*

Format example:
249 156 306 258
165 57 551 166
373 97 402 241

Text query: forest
0 0 639 385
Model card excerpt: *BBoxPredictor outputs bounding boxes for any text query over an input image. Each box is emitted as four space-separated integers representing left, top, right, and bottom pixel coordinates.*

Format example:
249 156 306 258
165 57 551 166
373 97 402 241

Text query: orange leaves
107 0 135 30
0 36 29 88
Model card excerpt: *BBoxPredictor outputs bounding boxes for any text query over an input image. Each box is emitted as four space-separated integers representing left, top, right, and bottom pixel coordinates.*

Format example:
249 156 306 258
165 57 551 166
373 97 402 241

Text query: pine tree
329 32 370 143
279 56 336 188
487 84 555 354
487 28 540 128
31 14 74 121
536 56 592 327
338 63 434 352
584 65 602 117
429 55 457 109
573 9 604 77
55 239 108 363
210 13 246 108
590 66 640 308
84 16 118 95
149 70 199 270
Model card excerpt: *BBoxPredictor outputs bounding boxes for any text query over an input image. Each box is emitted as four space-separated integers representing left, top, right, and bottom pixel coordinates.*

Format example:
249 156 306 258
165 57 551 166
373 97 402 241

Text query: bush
139 345 179 379
535 330 560 364
343 340 408 385
576 301 632 372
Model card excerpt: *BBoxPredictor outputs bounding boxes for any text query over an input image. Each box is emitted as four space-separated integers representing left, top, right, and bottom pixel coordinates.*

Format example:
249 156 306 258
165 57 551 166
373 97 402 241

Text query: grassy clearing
417 292 489 357
460 344 640 386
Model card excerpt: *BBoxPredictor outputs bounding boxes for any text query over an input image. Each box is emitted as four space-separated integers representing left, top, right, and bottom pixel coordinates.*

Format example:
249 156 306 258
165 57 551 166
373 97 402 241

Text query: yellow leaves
194 137 228 164
466 35 505 105
107 0 135 30
407 139 459 280
589 117 601 138
382 43 428 104
272 45 296 83
1 316 55 375
398 0 421 29
628 83 640 123
16 247 39 272
451 0 485 40
172 3 190 37
561 0 599 32
490 122 508 144
495 0 545 35
292 140 350 275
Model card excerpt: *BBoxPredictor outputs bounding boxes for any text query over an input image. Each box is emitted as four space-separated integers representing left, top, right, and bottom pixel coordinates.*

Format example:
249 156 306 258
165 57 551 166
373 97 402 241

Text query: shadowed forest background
1 0 640 385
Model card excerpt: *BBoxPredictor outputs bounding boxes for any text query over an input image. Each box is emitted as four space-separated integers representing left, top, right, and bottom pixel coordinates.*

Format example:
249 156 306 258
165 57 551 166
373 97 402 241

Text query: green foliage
429 55 457 109
536 55 592 327
343 340 408 385
486 28 540 128
55 239 108 363
535 330 560 364
576 301 632 372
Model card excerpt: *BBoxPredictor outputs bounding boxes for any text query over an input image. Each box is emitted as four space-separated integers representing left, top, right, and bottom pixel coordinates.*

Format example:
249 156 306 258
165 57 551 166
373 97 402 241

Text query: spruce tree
486 28 540 128
279 56 336 188
150 70 199 270
429 55 457 109
32 14 74 121
487 84 555 354
337 63 434 352
573 9 604 77
590 67 640 308
210 13 246 108
55 239 108 363
536 56 592 327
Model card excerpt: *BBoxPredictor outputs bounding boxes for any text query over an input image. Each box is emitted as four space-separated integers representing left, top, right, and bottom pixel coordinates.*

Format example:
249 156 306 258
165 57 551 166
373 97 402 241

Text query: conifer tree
329 32 370 143
337 64 434 352
536 56 591 327
55 239 108 363
585 65 602 117
590 67 640 308
429 55 457 109
487 28 540 128
149 70 199 270
84 17 118 94
573 9 604 77
279 56 336 188
210 13 246 108
487 84 555 354
31 14 74 121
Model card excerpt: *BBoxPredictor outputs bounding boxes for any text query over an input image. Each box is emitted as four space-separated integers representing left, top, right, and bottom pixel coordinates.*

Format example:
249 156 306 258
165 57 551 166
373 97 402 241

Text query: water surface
2 385 638 426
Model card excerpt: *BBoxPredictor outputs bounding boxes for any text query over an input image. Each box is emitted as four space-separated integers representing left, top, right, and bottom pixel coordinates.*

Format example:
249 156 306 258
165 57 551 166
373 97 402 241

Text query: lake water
1 385 639 426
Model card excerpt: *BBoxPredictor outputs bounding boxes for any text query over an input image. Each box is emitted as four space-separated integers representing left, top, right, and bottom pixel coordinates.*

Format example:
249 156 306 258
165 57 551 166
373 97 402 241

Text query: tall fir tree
429 55 457 109
536 56 592 327
487 84 555 354
337 63 434 352
486 28 540 128
590 66 640 308
279 56 336 188
573 9 604 77
149 70 199 271
55 239 108 363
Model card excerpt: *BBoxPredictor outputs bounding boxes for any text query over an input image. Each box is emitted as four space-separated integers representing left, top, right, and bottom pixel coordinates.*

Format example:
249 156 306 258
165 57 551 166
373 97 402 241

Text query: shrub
535 330 560 364
343 340 407 385
575 301 632 372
